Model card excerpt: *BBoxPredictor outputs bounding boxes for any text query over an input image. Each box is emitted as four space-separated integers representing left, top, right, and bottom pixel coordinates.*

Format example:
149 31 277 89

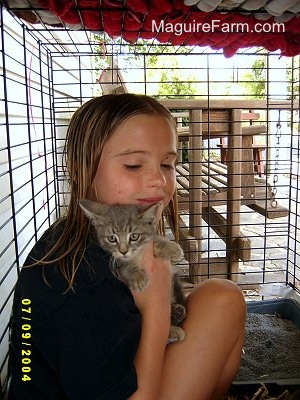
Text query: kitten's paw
153 239 184 264
167 326 185 343
127 270 149 291
171 304 186 325
170 245 184 264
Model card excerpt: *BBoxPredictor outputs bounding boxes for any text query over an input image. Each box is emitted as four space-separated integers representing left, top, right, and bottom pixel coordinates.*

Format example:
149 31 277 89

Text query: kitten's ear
139 202 163 225
79 199 108 222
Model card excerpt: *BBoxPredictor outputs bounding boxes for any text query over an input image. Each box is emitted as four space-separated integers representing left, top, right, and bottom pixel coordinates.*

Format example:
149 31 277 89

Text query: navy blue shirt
8 222 141 400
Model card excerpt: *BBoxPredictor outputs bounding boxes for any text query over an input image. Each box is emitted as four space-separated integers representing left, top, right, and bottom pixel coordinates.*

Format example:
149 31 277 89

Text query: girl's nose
147 167 166 187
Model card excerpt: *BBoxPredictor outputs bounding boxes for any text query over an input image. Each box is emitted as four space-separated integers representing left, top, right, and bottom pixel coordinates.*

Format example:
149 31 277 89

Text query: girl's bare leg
159 278 246 400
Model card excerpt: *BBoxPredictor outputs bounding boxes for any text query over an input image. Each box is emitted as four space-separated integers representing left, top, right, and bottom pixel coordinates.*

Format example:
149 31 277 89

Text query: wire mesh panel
288 58 300 294
0 2 300 397
0 9 57 394
0 8 95 395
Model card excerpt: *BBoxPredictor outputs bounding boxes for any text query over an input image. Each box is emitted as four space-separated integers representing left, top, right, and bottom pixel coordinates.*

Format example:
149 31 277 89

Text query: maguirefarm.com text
152 19 285 35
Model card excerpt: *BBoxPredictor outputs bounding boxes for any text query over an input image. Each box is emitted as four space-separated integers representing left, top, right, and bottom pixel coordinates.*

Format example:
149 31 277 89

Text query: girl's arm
128 243 172 400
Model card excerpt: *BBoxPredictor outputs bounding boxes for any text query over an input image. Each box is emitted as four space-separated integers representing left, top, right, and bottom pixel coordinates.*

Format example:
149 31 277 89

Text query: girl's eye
107 235 118 243
161 163 175 170
123 164 141 170
130 233 140 241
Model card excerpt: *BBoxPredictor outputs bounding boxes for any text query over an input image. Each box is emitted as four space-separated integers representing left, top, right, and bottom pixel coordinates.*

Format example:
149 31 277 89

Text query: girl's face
91 114 177 210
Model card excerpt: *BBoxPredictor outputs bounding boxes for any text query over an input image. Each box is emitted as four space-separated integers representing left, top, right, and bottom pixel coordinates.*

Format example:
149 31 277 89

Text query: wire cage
1 1 300 397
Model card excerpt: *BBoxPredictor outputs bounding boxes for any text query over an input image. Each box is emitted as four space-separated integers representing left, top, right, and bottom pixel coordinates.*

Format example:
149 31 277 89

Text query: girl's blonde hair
41 94 179 289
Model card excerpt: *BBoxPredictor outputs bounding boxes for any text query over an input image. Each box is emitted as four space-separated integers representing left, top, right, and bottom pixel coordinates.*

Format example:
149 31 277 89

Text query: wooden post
189 109 202 283
226 109 242 280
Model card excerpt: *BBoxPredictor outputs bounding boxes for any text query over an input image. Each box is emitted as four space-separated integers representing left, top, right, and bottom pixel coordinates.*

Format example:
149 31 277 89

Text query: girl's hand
131 241 172 319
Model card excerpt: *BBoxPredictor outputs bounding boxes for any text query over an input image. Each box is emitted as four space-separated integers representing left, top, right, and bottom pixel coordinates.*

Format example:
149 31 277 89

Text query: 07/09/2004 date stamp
20 299 32 382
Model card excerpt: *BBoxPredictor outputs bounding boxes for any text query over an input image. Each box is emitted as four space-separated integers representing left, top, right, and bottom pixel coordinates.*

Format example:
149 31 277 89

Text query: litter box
232 298 300 393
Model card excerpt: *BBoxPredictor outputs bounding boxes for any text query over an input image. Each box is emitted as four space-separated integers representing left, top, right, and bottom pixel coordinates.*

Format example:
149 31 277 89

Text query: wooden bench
174 109 288 216
171 107 247 282
176 161 288 219
160 101 289 283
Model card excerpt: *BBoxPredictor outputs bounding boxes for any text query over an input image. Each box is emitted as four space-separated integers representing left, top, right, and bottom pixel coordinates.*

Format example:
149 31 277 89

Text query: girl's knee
187 278 246 319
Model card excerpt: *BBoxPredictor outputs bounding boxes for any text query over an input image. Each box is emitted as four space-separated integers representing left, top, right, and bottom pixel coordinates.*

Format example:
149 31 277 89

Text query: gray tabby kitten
80 199 186 343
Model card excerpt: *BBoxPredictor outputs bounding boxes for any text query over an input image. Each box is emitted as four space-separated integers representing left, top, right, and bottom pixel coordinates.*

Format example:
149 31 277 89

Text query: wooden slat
172 112 189 118
247 200 289 219
176 161 229 204
176 162 228 195
161 99 293 110
202 163 227 186
206 161 227 173
241 112 260 120
176 176 189 191
177 123 267 140
201 187 222 196
176 111 260 121
242 124 267 135
176 164 189 176
201 175 225 191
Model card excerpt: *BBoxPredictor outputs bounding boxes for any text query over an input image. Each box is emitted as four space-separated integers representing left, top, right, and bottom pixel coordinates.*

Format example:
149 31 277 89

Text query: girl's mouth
137 197 164 204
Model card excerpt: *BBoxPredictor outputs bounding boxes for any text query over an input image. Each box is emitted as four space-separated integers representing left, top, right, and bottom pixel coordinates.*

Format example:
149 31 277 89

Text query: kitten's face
79 200 159 260
98 223 151 260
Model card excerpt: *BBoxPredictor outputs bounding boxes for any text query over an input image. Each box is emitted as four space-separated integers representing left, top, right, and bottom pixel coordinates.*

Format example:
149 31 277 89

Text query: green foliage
157 71 197 99
242 58 266 99
286 57 299 101
94 33 198 98
285 57 299 130
94 34 190 70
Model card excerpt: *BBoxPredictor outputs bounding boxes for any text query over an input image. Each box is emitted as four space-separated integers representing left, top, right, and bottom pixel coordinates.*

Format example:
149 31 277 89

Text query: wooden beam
161 99 294 110
198 257 233 280
202 207 251 261
242 125 267 135
247 200 289 219
178 124 267 140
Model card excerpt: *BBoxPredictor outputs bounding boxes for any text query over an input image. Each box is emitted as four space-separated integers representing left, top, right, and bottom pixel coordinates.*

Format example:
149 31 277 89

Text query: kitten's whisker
109 256 118 277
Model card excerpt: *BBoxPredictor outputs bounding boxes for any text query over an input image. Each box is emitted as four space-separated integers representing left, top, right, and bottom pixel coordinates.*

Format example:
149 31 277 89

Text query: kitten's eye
130 233 140 242
107 235 118 243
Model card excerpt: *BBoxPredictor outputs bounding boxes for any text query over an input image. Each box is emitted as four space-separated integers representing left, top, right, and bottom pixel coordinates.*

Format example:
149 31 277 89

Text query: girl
8 93 246 400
